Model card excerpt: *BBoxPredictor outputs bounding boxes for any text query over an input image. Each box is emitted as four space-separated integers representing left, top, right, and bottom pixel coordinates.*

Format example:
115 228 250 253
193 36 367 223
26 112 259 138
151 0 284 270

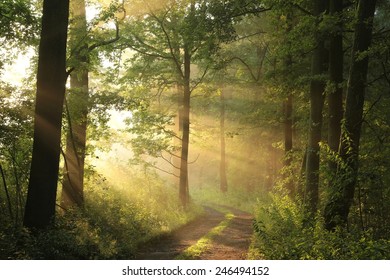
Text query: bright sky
1 49 34 86
1 4 102 87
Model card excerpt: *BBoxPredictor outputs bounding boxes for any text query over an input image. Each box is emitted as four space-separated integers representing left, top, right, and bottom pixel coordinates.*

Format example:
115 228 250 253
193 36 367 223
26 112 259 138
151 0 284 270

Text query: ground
136 206 254 260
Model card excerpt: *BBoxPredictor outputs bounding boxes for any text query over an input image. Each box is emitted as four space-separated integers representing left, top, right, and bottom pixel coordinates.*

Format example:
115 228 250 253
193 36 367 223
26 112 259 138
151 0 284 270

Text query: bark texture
24 0 70 229
61 0 89 208
220 87 228 193
327 0 344 174
305 0 327 216
179 47 191 208
324 0 377 230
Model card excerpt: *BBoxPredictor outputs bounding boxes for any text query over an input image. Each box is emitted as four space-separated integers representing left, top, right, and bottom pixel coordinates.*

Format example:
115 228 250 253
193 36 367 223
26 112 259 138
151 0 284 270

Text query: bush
252 193 390 260
0 171 201 259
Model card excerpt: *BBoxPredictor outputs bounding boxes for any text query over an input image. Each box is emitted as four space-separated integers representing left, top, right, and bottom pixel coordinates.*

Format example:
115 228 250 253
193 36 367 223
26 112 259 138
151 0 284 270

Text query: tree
305 0 327 216
0 0 37 47
120 0 267 207
61 0 122 208
23 0 70 229
219 85 228 193
61 0 89 208
327 0 344 180
324 0 377 230
279 12 294 195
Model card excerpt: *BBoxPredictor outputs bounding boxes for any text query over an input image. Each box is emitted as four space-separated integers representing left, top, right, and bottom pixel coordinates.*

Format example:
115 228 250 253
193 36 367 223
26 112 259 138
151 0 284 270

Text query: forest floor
135 205 254 260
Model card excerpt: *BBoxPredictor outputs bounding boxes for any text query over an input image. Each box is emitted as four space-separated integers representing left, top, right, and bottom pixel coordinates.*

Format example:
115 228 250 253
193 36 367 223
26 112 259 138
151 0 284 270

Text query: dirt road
136 206 253 260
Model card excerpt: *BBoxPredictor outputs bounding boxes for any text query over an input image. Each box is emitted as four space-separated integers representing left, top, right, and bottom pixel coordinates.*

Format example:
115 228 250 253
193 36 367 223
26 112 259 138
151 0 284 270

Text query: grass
191 186 268 214
175 212 235 260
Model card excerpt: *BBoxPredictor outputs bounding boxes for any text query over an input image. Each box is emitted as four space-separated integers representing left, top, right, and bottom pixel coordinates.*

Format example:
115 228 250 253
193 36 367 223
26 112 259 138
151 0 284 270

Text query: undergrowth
0 171 201 259
251 193 390 260
191 185 268 213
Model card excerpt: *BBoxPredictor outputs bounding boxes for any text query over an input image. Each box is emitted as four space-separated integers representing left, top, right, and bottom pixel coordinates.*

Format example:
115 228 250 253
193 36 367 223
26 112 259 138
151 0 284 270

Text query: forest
0 0 390 260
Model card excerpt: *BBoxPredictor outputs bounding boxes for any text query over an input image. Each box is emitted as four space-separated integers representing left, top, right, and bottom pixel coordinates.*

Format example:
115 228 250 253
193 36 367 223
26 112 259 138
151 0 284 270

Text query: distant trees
219 85 228 193
119 0 268 207
23 0 70 229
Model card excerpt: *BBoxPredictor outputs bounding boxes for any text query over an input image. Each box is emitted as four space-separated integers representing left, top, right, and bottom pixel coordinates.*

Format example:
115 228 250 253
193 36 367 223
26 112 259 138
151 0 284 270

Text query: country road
136 206 253 260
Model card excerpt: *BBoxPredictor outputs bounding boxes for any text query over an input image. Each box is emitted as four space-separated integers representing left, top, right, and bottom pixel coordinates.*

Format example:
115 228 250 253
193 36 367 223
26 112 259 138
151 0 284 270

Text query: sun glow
1 48 34 87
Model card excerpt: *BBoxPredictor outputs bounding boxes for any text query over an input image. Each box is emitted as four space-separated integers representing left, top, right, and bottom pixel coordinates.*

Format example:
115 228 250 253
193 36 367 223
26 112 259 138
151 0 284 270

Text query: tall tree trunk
283 56 293 194
327 0 344 176
172 83 183 184
220 87 228 193
61 0 89 208
305 0 327 216
283 13 294 195
324 0 377 230
283 94 293 170
24 0 70 229
179 47 191 208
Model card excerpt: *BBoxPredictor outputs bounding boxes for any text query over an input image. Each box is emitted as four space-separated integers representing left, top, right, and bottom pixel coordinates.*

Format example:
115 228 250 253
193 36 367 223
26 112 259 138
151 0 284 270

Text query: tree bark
327 0 344 175
283 56 293 194
324 0 377 230
61 0 89 208
220 87 228 193
179 47 191 208
282 12 294 195
24 0 70 229
172 83 183 184
305 0 327 216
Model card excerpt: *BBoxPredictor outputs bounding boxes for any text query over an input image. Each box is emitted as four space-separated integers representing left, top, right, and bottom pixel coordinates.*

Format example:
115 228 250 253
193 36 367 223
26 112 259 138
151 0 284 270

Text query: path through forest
136 206 253 260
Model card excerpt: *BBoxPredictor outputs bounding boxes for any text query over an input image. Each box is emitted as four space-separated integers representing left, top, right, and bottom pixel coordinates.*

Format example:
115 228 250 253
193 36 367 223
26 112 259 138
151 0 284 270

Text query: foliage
252 193 390 260
192 185 268 214
0 82 34 225
0 168 200 259
0 0 38 45
2 0 390 260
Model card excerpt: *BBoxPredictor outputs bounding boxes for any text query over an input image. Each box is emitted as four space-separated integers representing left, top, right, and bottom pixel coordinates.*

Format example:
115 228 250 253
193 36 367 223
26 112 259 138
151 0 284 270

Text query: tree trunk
24 0 70 229
220 87 228 193
327 0 344 175
324 0 377 230
179 47 191 208
283 93 293 161
0 163 13 219
61 0 89 208
172 83 183 184
305 0 327 216
283 57 293 194
283 13 294 195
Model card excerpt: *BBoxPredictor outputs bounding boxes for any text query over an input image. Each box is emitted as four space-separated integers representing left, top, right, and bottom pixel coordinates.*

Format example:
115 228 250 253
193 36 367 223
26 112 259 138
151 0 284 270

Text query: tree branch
188 153 200 165
290 3 313 16
190 65 210 93
160 152 181 169
88 20 120 52
227 56 258 81
148 10 184 78
230 7 272 18
235 31 267 41
146 162 180 178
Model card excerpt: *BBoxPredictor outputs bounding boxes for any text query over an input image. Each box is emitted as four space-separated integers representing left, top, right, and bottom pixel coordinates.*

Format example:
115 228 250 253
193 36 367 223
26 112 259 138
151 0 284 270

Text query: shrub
252 193 390 260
